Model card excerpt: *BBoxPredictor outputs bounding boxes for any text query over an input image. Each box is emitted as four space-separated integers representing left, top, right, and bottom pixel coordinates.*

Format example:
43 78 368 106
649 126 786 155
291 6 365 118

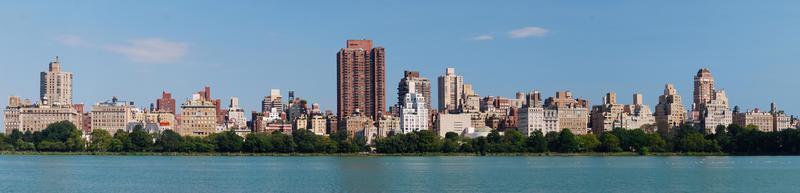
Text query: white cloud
469 35 494 41
56 35 90 47
509 26 549 38
104 38 188 63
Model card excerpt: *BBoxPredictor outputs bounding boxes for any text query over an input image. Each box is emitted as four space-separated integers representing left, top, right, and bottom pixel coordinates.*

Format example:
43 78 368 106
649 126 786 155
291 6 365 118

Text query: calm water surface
0 156 798 193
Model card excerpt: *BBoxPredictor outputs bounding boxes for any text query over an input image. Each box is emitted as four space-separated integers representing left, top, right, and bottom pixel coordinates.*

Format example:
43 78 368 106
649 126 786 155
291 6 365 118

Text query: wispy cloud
508 26 549 38
104 38 188 63
56 35 90 47
469 35 494 41
55 35 188 64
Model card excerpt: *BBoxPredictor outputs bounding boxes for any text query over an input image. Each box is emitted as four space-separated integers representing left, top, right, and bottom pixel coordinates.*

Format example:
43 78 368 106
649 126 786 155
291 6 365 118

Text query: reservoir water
0 155 797 193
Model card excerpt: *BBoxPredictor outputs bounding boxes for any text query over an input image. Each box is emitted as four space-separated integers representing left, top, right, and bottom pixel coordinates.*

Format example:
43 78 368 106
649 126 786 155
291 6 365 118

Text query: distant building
436 113 472 137
591 92 655 134
225 97 248 130
398 71 432 109
91 97 135 135
655 84 686 135
4 96 82 133
4 57 81 133
337 39 386 121
697 90 733 134
400 93 429 133
40 56 73 106
343 112 375 139
179 93 218 136
156 91 176 115
262 89 284 113
734 108 773 132
438 68 464 113
308 114 327 135
518 90 590 135
378 115 401 137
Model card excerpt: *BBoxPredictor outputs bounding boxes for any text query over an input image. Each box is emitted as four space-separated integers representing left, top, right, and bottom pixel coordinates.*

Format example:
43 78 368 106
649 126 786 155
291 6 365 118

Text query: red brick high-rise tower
156 91 176 115
337 39 386 121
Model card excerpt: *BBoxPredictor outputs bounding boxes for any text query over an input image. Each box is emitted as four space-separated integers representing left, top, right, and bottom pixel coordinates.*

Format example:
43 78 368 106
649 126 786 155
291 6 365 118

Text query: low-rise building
4 96 82 133
91 97 135 135
436 113 472 137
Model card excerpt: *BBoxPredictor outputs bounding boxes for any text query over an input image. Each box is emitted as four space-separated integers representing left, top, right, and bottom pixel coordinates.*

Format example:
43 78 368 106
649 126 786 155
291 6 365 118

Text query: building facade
156 91 176 115
90 97 135 135
436 113 472 137
337 39 386 121
40 56 73 106
655 84 686 135
438 68 464 113
400 93 429 133
398 71 431 109
179 94 218 136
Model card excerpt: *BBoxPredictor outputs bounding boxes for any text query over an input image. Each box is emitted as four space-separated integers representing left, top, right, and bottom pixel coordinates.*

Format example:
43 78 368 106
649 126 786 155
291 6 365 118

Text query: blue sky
1 1 799 130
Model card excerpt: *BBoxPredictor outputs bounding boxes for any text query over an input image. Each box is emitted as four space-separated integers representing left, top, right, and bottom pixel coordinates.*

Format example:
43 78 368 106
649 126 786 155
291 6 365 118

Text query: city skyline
2 1 800 129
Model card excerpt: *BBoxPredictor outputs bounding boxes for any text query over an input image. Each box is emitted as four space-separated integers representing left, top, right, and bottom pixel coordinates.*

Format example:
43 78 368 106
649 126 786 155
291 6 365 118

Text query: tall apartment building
693 68 715 112
698 90 733 134
40 56 73 106
337 39 386 121
438 68 464 113
180 93 218 136
624 93 656 132
771 103 792 131
308 114 327 135
261 89 283 113
398 71 431 109
196 86 224 125
655 84 687 134
5 57 81 133
225 97 247 129
91 97 135 135
400 93 429 133
377 115 401 137
156 91 176 115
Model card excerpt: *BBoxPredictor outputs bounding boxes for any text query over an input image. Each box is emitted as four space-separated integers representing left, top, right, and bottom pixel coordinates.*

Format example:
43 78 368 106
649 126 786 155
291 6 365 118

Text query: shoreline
0 151 735 157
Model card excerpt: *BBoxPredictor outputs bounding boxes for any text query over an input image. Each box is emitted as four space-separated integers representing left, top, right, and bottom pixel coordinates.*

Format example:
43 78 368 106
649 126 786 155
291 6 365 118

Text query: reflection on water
0 156 798 193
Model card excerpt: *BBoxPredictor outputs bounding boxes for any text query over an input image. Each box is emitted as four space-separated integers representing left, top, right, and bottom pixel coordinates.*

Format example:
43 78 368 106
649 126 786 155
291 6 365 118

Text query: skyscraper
438 68 464 113
337 39 386 121
262 89 283 113
655 84 686 134
693 68 715 111
40 56 73 105
397 71 431 109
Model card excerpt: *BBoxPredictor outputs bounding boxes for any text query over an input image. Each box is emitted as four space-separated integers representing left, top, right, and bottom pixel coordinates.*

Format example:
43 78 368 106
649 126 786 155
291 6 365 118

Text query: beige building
90 97 135 135
40 56 73 106
436 113 472 137
734 109 773 132
4 58 81 133
591 93 656 134
378 115 401 137
135 109 176 132
293 114 308 131
4 96 82 133
308 114 327 135
655 84 686 135
179 94 218 136
697 90 733 134
438 68 464 113
518 91 590 135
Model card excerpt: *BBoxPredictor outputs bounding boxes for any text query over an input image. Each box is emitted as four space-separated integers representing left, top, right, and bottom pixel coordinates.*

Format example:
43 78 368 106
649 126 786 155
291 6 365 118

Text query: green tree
557 129 579 153
599 133 622 152
210 131 244 152
243 133 273 153
89 129 113 152
128 126 153 152
113 129 132 152
525 130 548 153
154 130 183 152
416 130 443 152
577 134 600 152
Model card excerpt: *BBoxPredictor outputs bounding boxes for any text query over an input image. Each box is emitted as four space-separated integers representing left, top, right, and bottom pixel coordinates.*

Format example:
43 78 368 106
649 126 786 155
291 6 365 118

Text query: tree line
2 121 800 155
